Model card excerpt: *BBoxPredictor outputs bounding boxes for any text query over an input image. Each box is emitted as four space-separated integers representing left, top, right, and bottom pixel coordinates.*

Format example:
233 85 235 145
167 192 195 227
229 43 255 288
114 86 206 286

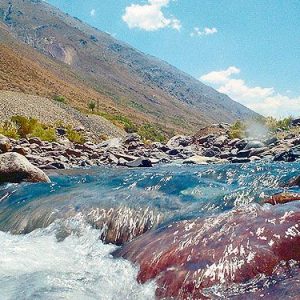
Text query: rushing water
0 162 299 299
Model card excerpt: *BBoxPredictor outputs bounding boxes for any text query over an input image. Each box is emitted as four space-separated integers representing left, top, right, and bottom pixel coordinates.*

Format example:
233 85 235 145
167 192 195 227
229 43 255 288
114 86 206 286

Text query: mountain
0 0 258 136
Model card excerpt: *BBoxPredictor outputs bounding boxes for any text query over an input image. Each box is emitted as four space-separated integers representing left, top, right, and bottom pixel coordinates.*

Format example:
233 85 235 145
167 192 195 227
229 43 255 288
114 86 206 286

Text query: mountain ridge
0 0 258 136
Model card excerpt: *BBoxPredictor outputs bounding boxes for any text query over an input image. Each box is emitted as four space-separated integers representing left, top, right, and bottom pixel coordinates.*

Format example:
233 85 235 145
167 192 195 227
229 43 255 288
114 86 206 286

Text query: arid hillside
0 0 259 137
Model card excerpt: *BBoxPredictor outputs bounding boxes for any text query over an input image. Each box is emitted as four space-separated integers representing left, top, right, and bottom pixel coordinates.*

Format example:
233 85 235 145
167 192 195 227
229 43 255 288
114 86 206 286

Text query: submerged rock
87 206 162 245
114 202 300 299
285 175 300 187
0 152 50 183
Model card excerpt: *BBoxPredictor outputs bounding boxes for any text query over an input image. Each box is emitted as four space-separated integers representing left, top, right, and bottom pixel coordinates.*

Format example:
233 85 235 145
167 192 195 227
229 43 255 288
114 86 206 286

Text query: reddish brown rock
114 203 300 299
264 192 300 205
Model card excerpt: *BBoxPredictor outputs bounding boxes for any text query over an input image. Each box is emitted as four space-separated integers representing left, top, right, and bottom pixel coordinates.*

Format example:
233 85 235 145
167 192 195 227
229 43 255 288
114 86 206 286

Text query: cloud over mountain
122 0 181 31
201 66 300 118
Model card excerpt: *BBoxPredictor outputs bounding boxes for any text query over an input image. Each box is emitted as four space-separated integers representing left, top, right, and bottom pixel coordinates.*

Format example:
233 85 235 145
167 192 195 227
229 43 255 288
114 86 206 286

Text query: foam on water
0 217 156 300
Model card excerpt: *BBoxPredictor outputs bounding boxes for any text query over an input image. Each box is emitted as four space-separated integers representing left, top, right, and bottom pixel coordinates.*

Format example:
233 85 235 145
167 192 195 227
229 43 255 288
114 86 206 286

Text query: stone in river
0 152 50 183
126 158 152 167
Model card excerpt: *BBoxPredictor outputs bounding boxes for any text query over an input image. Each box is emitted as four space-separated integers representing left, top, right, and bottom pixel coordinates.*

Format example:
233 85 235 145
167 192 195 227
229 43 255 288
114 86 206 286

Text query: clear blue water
0 162 299 299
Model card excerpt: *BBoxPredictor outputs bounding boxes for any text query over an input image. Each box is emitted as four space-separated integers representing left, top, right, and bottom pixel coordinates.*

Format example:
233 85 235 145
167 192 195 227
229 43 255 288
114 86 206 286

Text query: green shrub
53 95 66 103
88 101 96 112
228 120 246 139
6 116 57 142
31 125 57 142
11 115 38 138
99 112 137 133
0 121 20 139
138 123 166 142
66 127 86 144
276 117 292 131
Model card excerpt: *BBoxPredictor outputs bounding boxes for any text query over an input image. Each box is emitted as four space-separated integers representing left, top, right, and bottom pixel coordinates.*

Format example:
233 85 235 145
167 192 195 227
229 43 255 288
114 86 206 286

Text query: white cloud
190 27 218 37
200 66 300 118
200 66 240 84
90 9 96 17
122 0 181 31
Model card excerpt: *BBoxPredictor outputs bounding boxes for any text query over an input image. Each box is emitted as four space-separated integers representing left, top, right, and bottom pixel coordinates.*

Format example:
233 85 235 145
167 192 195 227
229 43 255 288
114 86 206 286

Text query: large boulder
0 134 12 153
0 152 50 183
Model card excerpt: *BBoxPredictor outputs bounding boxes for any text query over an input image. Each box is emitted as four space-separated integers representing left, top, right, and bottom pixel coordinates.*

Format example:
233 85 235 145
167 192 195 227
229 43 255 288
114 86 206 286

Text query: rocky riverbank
0 122 300 170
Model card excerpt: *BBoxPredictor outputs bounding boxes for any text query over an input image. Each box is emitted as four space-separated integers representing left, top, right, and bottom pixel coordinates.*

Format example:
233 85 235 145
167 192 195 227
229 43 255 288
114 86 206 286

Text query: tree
88 101 96 112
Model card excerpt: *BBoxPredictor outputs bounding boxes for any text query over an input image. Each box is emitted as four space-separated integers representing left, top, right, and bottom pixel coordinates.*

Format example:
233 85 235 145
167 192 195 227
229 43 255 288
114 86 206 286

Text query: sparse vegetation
53 95 66 103
66 126 86 144
0 116 57 142
228 120 246 139
98 112 166 142
138 123 166 142
98 112 137 133
265 116 292 132
88 101 96 112
0 121 19 139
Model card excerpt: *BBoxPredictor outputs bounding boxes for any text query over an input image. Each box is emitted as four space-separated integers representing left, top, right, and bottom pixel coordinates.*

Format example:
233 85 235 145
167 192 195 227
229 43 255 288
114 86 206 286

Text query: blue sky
46 0 300 118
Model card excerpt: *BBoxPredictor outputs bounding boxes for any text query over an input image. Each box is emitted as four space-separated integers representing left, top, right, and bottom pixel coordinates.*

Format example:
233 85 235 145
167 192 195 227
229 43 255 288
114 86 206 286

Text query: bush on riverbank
0 116 85 143
66 126 86 144
0 116 57 142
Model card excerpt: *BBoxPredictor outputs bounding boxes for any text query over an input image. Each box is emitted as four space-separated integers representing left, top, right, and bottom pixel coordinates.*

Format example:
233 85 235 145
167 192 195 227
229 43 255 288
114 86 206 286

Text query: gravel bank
0 91 125 140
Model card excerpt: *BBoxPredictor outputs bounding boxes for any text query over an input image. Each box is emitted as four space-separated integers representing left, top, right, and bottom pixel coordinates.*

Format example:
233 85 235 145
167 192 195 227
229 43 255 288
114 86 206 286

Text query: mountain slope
0 0 258 135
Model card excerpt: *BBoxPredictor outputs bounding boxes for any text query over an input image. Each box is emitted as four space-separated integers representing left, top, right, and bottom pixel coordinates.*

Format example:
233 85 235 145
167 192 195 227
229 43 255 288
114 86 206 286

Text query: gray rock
28 137 43 146
167 135 192 148
237 149 251 158
126 158 152 168
228 138 240 147
108 153 119 164
249 147 268 157
0 152 50 183
235 140 247 150
213 135 228 147
118 158 128 166
232 158 251 164
265 136 278 146
168 149 180 156
113 153 138 162
123 133 141 144
196 134 215 144
202 149 216 157
99 138 122 149
244 140 265 150
65 148 82 157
